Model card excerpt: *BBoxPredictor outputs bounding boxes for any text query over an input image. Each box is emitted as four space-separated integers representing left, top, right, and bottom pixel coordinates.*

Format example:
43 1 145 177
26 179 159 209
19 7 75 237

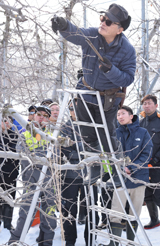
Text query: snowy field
0 205 159 246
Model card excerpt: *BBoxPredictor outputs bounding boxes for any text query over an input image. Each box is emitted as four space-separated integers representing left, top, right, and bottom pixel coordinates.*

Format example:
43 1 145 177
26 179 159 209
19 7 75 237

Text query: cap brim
105 11 120 22
100 10 120 23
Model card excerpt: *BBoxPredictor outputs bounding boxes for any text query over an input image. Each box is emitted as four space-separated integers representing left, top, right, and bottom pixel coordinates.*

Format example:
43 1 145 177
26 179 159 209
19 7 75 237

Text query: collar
99 32 122 52
140 110 160 119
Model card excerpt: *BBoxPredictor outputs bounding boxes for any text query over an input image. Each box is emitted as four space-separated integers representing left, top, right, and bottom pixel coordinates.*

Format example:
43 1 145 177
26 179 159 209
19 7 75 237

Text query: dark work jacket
116 115 153 189
60 21 136 105
140 111 160 167
61 118 83 179
0 129 19 180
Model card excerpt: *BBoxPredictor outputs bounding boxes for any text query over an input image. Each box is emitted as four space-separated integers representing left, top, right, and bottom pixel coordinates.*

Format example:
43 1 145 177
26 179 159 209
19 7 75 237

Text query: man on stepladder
51 3 136 246
51 3 136 154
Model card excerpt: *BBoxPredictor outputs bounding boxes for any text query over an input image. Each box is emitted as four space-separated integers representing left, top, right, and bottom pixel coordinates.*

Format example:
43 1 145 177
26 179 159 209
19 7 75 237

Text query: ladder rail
57 89 152 246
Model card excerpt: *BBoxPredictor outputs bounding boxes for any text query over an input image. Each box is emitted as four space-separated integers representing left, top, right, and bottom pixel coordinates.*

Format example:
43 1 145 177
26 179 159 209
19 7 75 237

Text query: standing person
3 103 22 131
51 3 136 153
104 106 152 246
140 94 160 229
61 98 84 246
41 98 53 107
49 102 60 124
20 105 37 134
28 105 37 122
0 116 19 230
8 105 57 246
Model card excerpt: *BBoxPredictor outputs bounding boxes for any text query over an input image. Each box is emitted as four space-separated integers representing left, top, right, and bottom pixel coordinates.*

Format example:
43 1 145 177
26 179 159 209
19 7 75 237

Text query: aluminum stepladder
14 88 152 246
57 88 152 246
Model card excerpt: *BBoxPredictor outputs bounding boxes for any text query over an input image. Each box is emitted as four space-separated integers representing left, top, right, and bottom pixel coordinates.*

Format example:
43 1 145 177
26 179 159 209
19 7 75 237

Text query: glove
99 56 112 73
51 16 68 34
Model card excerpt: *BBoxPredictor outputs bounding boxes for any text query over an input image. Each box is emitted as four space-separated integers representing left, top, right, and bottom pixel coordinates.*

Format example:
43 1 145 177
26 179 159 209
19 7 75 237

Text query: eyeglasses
69 106 74 111
100 15 120 27
29 111 35 115
37 112 49 118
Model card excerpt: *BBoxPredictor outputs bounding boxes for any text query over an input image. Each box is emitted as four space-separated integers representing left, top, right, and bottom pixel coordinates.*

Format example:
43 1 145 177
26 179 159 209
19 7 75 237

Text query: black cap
28 105 37 112
101 4 131 31
36 105 51 117
41 98 53 106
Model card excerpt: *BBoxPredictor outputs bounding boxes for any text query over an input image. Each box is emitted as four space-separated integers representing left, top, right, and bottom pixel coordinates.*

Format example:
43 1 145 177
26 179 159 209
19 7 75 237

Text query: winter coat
140 111 160 167
16 129 59 182
60 118 83 179
12 119 22 131
116 115 153 189
60 21 136 105
0 129 19 180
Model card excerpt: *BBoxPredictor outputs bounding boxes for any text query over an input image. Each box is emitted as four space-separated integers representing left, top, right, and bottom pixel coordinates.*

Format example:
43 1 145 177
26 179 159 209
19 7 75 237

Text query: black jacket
140 111 160 166
0 129 19 179
61 118 83 179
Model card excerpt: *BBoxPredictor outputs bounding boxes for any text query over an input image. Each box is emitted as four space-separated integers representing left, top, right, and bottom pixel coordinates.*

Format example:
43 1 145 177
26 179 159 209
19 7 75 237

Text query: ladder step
73 120 104 128
90 229 146 246
89 205 136 221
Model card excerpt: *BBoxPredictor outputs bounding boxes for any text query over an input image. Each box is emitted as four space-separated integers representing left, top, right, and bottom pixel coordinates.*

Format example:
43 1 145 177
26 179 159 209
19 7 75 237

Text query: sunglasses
100 15 120 27
69 106 74 111
37 112 49 118
29 111 35 115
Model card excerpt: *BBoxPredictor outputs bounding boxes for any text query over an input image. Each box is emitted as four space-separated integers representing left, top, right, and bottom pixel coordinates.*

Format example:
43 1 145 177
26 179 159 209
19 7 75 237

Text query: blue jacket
60 21 136 104
61 118 83 179
116 115 153 189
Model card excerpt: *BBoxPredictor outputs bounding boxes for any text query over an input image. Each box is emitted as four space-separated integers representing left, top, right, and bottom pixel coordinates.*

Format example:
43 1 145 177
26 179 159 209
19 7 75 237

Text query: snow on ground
0 205 160 246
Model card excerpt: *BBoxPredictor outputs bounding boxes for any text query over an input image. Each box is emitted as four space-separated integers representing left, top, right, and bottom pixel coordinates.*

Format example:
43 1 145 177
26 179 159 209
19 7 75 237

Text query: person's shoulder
64 119 72 127
138 126 151 139
155 112 160 119
138 126 148 133
61 120 72 133
121 33 135 51
116 125 124 135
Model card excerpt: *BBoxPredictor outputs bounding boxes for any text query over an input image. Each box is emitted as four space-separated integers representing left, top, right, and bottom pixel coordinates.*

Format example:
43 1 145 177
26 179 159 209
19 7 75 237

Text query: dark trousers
145 168 160 206
0 175 17 199
8 169 56 246
78 184 87 222
0 175 17 229
62 178 84 245
77 99 118 152
84 185 99 246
